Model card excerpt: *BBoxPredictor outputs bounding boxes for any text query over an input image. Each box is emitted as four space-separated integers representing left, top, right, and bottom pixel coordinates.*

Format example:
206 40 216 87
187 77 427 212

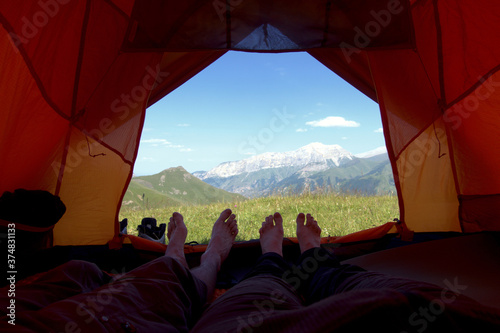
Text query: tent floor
345 232 500 310
5 232 500 310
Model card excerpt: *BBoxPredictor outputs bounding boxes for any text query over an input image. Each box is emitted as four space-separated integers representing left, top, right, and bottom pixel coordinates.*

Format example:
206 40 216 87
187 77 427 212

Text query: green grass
119 193 399 244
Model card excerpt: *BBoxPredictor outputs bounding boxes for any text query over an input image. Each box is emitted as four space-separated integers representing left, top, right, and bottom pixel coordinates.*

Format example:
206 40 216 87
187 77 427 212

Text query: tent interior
1 0 500 312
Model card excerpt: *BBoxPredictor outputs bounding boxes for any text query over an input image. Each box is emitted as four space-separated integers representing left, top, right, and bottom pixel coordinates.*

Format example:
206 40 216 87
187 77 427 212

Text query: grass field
119 193 399 244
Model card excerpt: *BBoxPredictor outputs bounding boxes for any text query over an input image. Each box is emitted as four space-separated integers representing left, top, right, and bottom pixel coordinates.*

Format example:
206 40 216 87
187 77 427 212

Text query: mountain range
123 143 396 209
193 142 395 197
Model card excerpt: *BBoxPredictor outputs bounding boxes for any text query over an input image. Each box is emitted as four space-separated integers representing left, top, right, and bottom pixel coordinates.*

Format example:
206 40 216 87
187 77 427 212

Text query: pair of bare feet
165 209 238 299
259 212 322 256
164 209 321 299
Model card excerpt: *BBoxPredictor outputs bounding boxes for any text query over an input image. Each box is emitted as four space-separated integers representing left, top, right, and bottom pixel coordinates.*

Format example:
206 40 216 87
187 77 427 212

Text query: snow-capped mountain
192 143 394 198
196 142 354 180
354 146 387 159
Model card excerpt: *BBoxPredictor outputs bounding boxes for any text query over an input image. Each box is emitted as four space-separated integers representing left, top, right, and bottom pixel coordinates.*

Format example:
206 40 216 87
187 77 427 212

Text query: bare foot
192 209 238 300
296 213 321 254
165 212 188 268
201 209 238 271
259 212 284 256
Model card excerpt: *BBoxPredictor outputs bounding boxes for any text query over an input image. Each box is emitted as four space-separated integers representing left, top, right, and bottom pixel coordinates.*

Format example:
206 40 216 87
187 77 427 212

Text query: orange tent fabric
1 0 499 246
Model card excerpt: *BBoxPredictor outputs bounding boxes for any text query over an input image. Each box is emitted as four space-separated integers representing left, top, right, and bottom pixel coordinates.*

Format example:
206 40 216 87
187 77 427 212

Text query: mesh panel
234 24 299 51
309 48 377 102
76 52 162 163
369 49 442 157
122 0 413 52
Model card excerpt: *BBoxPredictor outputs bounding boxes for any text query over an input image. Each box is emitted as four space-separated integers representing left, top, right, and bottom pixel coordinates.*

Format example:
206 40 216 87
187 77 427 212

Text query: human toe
296 213 305 226
218 208 232 222
273 212 283 227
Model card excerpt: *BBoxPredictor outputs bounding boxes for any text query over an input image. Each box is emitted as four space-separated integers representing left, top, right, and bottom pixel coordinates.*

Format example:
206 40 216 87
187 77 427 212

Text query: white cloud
141 138 171 145
306 116 360 128
374 127 383 133
140 139 192 153
177 123 190 127
341 137 348 140
296 128 307 132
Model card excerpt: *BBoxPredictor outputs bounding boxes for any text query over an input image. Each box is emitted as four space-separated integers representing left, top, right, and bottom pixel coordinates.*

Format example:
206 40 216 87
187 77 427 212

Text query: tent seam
73 124 136 164
147 51 227 107
79 55 120 112
393 116 441 161
433 0 446 105
55 126 72 196
56 0 92 195
445 65 500 110
70 0 91 118
112 54 164 243
365 52 406 224
432 0 463 232
102 0 130 20
459 193 500 199
444 122 463 232
321 1 332 48
225 0 232 48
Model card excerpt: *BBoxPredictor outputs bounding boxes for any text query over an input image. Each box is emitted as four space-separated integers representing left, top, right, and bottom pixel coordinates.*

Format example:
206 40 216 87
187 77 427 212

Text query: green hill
122 166 246 210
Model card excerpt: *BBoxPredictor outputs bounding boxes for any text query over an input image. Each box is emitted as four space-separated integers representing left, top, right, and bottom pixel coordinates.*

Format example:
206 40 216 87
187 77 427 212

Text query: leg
2 212 208 332
292 213 447 303
0 260 109 316
271 213 500 332
191 209 238 301
4 256 207 332
242 212 291 279
191 212 303 333
165 211 189 268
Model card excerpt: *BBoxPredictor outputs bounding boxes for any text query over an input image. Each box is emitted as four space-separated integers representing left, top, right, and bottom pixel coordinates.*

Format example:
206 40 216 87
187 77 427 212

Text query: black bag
137 217 166 244
0 189 66 253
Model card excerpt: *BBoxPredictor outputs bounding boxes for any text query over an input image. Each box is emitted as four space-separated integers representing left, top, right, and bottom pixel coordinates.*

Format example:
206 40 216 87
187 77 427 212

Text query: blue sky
135 51 385 175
